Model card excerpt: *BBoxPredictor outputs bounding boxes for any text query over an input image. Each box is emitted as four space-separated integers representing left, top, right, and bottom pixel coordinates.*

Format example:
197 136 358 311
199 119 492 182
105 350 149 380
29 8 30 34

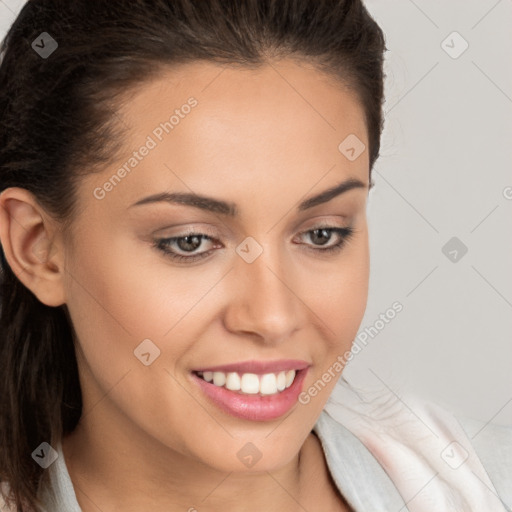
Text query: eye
296 225 355 255
153 225 355 263
153 232 218 263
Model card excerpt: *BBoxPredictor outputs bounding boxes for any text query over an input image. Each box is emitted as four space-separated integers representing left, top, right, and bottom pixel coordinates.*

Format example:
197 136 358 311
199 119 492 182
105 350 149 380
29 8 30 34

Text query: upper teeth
197 370 296 395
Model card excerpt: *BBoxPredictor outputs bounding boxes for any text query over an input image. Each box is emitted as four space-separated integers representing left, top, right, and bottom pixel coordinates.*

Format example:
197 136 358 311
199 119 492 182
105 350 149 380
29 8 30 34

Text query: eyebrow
129 177 369 216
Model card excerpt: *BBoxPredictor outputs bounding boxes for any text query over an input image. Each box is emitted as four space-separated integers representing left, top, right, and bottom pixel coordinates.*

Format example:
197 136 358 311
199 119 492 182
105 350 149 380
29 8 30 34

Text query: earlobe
0 187 67 307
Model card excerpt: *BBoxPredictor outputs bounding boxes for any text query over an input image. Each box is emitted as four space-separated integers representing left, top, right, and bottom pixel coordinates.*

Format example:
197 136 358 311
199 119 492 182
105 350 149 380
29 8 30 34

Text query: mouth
189 360 310 421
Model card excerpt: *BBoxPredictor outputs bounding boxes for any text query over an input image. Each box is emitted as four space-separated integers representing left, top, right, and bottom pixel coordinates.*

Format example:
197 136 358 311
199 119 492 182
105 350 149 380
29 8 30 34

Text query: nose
222 244 302 345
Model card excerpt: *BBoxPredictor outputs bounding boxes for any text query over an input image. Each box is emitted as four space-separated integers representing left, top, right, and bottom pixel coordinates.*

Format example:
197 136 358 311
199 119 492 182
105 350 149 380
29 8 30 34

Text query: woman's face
63 58 370 472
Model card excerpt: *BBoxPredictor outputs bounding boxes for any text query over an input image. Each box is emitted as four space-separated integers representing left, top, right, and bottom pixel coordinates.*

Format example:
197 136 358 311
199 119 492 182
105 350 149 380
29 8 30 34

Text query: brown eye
154 233 218 262
299 226 354 253
309 228 333 246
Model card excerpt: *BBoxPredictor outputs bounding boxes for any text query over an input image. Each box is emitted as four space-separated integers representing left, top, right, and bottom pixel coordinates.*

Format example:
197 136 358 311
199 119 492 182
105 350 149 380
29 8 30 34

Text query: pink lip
192 359 310 374
190 366 310 422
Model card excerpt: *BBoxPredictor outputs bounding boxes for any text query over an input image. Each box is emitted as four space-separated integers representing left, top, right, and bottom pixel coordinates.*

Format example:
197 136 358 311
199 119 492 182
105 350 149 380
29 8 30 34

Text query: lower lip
190 369 309 421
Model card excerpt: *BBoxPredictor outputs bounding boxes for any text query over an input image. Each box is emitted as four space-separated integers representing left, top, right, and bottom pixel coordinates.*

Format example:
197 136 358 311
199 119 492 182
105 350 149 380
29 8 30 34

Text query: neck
61 411 317 512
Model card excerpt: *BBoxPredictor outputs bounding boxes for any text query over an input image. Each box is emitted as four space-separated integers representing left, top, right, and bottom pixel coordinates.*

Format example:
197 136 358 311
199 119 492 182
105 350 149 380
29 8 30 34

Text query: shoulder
314 408 410 511
320 377 512 511
455 413 512 507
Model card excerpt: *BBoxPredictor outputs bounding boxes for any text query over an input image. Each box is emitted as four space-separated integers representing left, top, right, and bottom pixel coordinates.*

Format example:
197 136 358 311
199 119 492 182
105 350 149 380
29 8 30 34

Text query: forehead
83 58 369 216
121 58 366 144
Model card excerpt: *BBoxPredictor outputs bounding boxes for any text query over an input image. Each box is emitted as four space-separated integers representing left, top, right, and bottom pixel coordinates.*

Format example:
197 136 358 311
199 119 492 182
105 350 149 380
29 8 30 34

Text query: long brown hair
0 0 386 509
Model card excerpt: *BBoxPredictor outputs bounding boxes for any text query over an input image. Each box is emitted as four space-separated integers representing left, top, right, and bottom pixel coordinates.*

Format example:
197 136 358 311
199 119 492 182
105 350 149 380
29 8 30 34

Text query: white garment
317 374 512 511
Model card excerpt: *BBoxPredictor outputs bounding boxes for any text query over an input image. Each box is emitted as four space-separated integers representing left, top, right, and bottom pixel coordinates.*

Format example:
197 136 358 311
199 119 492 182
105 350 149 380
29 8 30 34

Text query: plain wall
345 0 512 426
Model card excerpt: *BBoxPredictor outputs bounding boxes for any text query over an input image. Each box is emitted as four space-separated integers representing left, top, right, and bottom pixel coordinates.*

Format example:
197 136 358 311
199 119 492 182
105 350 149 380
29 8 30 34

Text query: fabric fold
322 373 508 512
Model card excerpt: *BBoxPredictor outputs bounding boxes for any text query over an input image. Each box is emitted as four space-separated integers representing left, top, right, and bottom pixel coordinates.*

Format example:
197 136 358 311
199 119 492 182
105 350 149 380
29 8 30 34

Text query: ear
0 187 67 307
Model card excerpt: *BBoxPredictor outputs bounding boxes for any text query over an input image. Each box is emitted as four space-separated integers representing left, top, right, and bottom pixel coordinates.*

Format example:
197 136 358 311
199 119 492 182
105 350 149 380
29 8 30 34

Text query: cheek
62 234 212 451
295 237 369 415
303 227 370 350
328 255 369 337
62 232 164 377
62 228 234 383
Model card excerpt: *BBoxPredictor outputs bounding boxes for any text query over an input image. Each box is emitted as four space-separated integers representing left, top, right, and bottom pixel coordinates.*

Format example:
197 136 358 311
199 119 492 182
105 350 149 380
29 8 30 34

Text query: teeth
240 373 260 394
260 373 277 395
225 372 241 391
197 369 297 395
276 371 286 391
212 371 226 386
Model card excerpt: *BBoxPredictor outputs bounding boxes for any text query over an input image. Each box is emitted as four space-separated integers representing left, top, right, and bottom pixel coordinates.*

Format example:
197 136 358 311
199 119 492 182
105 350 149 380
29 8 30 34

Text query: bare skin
63 429 354 512
0 58 368 511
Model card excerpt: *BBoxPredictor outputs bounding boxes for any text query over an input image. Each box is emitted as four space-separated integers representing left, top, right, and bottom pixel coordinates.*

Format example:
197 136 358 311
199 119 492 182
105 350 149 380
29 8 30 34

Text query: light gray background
349 0 512 427
1 0 511 425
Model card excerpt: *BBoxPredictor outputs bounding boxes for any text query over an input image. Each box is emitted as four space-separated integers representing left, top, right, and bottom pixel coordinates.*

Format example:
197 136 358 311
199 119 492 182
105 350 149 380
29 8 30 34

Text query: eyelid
153 223 221 239
158 214 350 233
295 213 352 227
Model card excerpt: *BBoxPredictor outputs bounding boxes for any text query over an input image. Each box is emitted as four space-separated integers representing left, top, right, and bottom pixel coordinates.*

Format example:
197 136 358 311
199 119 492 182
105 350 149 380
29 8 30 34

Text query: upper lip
192 359 310 374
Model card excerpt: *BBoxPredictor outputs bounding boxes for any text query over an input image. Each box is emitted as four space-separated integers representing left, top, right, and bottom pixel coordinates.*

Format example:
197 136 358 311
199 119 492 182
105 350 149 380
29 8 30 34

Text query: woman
0 1 510 511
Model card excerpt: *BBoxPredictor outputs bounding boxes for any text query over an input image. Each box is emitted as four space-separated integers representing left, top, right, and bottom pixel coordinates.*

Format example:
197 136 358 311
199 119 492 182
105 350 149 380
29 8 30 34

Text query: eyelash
153 225 355 263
